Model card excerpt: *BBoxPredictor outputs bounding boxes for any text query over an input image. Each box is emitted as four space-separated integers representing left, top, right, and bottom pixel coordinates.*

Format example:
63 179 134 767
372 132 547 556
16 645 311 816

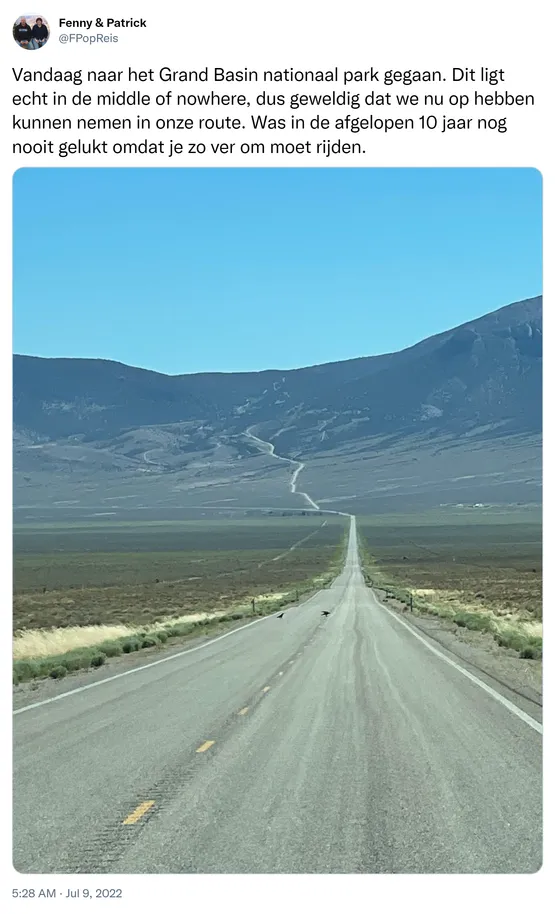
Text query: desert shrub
90 652 106 668
530 638 542 656
454 612 493 633
231 611 244 620
13 659 40 681
49 665 67 679
166 622 193 638
495 629 543 660
156 630 168 643
59 649 96 671
518 636 542 660
99 641 123 657
140 636 158 648
494 630 527 653
122 638 140 653
465 613 494 633
216 613 233 623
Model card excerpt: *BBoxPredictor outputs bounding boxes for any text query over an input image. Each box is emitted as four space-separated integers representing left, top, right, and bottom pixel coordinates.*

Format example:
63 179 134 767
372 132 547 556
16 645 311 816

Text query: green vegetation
13 517 349 684
13 592 309 684
358 509 542 661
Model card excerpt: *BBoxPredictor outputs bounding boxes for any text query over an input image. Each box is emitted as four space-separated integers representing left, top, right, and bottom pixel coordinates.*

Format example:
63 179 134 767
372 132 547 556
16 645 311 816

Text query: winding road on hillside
245 427 321 510
13 518 541 874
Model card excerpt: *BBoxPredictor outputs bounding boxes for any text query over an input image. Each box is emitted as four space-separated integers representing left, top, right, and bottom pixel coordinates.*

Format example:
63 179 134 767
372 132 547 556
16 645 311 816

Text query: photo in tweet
12 166 542 876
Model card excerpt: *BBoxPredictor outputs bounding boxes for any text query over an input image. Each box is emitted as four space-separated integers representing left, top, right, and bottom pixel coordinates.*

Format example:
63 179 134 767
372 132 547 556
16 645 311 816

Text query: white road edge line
377 597 542 735
14 485 351 718
13 610 287 716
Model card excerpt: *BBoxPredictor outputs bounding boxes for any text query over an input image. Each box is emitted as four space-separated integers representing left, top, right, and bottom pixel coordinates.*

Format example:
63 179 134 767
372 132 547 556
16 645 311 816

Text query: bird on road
277 612 285 619
321 611 331 616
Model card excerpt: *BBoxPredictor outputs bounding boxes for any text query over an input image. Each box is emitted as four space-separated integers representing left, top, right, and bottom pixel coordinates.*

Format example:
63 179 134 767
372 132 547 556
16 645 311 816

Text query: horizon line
12 292 542 378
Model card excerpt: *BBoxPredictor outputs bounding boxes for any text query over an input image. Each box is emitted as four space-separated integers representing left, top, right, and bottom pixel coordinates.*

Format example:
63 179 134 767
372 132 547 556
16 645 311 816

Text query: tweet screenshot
5 1 548 909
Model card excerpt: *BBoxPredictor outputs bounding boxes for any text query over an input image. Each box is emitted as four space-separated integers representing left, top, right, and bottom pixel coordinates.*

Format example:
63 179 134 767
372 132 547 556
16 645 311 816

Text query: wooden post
251 598 255 612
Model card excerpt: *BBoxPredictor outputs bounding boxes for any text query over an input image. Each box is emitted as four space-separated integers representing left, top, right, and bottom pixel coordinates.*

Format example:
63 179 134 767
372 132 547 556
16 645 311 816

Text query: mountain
13 296 542 520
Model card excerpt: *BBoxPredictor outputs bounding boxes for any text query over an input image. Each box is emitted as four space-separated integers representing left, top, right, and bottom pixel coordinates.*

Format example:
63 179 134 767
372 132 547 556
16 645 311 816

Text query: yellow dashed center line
196 739 215 753
238 707 249 715
262 686 271 693
122 800 155 825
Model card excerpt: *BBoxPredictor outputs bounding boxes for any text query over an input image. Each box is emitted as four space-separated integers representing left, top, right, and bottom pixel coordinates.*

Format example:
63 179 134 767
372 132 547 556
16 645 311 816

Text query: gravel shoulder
375 588 542 708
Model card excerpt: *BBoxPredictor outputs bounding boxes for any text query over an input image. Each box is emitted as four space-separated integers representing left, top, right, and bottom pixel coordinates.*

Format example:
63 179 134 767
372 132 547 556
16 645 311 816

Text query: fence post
251 598 255 613
409 594 413 612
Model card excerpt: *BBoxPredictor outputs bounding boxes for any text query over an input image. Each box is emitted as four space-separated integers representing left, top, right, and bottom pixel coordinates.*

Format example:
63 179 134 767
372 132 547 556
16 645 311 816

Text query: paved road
13 518 542 873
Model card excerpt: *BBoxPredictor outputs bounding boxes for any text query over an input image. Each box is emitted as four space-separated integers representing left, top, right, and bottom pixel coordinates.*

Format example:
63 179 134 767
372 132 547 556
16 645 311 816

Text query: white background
2 1 551 908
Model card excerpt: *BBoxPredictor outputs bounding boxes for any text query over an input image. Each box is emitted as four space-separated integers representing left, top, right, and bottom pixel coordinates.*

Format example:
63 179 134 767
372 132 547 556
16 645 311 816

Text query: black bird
277 612 285 619
321 610 331 616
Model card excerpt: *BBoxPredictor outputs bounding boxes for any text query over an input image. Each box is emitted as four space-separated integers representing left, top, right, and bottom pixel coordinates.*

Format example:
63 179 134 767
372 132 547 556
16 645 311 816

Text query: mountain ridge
13 296 542 518
14 292 542 378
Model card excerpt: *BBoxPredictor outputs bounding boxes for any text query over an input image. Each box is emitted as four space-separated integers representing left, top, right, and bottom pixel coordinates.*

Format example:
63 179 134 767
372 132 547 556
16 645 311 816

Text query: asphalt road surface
13 518 542 873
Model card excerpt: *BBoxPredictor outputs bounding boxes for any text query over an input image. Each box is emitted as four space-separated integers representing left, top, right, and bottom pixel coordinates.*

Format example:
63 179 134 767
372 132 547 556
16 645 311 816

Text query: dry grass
495 618 542 639
400 586 543 636
13 624 137 660
358 515 542 658
12 609 235 661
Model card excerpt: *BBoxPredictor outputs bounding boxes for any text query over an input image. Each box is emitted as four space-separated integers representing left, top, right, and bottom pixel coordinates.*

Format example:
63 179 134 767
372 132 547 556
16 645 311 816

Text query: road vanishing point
13 518 542 873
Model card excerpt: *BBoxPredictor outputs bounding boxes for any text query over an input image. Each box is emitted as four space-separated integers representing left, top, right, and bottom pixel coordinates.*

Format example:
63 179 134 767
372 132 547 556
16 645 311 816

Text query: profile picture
13 14 50 49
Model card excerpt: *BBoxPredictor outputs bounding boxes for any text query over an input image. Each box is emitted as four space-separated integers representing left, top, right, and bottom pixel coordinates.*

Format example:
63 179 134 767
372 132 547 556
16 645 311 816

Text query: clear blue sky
13 168 541 375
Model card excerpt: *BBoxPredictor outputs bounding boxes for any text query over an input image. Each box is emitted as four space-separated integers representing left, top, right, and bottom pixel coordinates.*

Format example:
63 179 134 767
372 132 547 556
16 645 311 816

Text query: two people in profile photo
13 15 50 49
